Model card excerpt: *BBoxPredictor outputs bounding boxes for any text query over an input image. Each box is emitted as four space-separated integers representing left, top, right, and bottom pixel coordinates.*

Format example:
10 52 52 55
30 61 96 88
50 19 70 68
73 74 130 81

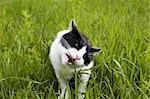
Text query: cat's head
61 19 101 66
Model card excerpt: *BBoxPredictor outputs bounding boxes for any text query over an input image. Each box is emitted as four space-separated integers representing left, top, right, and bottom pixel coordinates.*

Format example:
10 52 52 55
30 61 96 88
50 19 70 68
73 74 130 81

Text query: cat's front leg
58 79 68 99
78 71 91 99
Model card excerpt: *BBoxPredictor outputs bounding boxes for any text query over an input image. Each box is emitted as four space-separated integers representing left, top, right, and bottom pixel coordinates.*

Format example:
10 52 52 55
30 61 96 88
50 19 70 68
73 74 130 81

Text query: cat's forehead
66 32 89 43
61 31 90 50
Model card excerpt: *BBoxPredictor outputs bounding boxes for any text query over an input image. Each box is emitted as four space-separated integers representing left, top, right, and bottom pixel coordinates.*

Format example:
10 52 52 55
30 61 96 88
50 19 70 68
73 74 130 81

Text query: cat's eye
75 43 79 47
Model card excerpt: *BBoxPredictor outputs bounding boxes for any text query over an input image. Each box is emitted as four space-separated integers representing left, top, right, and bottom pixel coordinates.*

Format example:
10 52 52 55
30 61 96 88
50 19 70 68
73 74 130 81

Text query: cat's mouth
67 54 75 63
66 53 80 64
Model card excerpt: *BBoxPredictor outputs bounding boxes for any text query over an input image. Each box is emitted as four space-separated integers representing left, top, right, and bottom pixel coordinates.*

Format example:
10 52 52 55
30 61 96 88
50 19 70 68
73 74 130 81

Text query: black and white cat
49 19 101 99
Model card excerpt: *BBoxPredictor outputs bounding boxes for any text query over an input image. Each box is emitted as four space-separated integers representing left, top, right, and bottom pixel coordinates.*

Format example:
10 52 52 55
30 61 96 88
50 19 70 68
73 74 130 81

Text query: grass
0 0 150 98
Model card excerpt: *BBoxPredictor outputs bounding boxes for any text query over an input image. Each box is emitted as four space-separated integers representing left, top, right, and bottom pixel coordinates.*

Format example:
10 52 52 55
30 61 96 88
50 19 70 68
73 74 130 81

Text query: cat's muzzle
66 53 80 64
66 53 75 63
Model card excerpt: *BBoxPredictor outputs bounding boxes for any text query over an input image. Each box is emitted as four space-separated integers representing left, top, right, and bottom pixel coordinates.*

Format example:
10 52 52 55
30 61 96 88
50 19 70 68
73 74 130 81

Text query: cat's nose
75 55 81 60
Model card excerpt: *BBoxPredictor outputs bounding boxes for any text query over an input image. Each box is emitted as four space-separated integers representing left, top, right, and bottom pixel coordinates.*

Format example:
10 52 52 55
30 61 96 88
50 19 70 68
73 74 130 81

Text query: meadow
0 0 150 98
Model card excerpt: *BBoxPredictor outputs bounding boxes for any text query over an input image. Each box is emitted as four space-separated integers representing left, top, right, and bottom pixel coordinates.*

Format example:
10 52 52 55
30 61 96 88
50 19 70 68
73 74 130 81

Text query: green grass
0 0 150 98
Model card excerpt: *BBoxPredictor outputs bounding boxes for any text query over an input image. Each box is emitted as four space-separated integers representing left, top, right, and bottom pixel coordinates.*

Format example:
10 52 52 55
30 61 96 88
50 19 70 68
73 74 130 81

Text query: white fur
49 20 94 99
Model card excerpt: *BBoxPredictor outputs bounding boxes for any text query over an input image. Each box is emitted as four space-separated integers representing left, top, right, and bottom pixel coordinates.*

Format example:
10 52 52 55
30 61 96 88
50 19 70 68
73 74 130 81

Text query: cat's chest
59 65 76 80
58 61 94 80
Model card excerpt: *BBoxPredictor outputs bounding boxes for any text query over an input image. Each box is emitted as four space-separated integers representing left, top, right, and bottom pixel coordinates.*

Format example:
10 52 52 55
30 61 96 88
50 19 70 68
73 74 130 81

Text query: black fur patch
61 32 87 50
83 52 93 65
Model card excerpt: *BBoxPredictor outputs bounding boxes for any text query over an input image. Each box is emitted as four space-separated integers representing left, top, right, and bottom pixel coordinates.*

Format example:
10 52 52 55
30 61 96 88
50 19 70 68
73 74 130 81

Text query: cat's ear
68 19 79 33
89 47 101 53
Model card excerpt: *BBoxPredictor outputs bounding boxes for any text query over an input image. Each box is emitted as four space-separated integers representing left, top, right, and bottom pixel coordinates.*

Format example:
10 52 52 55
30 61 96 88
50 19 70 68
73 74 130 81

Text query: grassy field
0 0 150 98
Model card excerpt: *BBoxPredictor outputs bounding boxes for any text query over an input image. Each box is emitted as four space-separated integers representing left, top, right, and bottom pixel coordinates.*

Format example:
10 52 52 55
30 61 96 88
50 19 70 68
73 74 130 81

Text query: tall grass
0 0 150 98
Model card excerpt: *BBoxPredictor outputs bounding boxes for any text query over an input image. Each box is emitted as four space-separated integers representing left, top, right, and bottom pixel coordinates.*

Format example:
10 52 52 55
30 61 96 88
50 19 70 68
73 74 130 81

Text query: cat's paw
78 93 85 99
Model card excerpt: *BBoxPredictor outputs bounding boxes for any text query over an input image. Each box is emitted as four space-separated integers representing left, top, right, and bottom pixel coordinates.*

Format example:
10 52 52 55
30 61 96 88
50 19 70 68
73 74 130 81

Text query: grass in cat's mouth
66 53 75 64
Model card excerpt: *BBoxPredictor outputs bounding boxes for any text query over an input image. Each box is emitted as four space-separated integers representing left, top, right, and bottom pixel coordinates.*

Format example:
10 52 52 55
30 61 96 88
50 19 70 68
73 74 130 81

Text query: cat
49 19 101 99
